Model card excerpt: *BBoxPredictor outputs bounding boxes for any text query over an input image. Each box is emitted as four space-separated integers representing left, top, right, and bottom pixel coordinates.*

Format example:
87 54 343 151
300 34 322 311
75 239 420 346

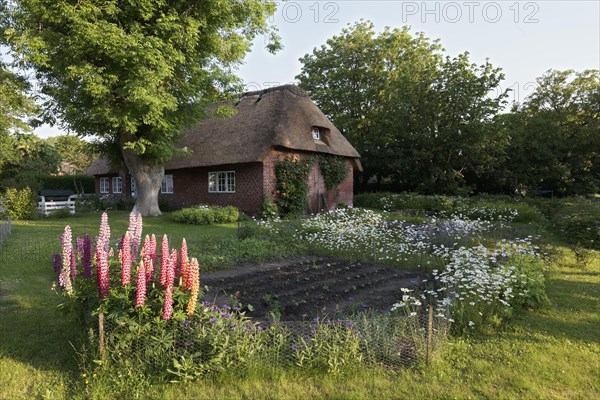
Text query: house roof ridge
241 84 308 99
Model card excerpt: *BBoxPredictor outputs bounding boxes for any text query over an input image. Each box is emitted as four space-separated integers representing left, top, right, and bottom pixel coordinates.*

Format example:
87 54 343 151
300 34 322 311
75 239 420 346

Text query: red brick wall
261 149 355 214
93 153 355 215
164 163 264 214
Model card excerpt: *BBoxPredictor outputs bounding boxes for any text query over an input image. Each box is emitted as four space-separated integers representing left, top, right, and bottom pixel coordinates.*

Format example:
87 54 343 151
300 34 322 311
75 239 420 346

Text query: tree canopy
2 0 279 215
297 21 508 195
489 70 600 195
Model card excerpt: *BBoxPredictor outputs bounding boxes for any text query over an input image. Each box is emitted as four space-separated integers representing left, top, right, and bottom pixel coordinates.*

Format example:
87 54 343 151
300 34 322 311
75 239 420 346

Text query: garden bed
202 257 428 321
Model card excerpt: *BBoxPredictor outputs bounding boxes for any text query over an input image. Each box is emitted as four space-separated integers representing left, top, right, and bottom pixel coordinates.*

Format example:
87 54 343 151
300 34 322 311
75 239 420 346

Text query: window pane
208 172 216 192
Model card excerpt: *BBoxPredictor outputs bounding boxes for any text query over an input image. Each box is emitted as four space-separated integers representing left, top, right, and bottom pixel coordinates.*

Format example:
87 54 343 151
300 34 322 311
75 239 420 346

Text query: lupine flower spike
180 239 189 289
96 245 110 300
120 232 132 286
52 253 62 279
159 235 169 286
98 212 110 252
135 261 147 308
60 226 73 294
161 250 176 320
70 247 77 280
186 258 200 318
150 234 157 270
83 234 92 278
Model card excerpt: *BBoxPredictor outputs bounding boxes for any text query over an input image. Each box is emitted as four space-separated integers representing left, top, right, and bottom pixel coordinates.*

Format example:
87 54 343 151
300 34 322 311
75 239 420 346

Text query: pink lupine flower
83 234 92 278
96 246 110 300
120 232 132 286
70 247 77 280
185 256 197 290
133 213 143 257
162 285 174 320
135 261 147 308
168 249 177 287
150 234 157 273
60 226 73 294
141 235 154 282
186 258 200 318
180 239 189 289
159 235 169 286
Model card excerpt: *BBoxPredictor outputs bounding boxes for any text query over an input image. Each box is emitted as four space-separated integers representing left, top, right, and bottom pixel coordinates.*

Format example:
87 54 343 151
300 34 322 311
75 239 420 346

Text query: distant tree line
297 21 599 196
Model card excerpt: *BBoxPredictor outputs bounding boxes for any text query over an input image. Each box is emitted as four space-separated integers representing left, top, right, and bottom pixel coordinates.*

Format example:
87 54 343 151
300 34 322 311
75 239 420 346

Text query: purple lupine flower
75 237 84 259
70 247 77 280
83 234 92 278
52 253 62 278
209 317 217 324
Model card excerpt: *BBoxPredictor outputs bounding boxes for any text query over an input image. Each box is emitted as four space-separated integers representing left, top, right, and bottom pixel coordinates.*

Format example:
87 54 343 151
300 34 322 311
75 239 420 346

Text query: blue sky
35 0 600 138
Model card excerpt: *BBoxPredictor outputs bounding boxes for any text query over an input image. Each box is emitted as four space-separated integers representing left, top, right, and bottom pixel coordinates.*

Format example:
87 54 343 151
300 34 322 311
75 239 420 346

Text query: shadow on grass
512 273 600 343
0 292 82 375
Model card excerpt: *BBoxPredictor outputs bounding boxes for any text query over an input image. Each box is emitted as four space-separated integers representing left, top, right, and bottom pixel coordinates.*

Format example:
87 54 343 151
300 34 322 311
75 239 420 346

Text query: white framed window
312 127 321 140
208 171 236 193
161 174 174 194
112 176 122 193
130 176 137 197
100 177 109 194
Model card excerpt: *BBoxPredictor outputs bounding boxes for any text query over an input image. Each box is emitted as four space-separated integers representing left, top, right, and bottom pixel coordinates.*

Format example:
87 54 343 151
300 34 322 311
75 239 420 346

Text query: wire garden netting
93 305 449 380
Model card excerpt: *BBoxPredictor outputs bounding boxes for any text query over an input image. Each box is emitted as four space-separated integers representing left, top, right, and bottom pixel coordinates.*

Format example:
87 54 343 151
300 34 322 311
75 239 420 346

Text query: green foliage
0 62 38 140
172 205 240 225
318 155 348 190
274 157 313 218
1 186 36 220
549 200 599 250
47 135 97 174
292 320 363 375
298 21 507 194
0 133 61 181
260 193 279 220
45 207 73 219
480 69 599 195
3 0 280 214
76 194 136 212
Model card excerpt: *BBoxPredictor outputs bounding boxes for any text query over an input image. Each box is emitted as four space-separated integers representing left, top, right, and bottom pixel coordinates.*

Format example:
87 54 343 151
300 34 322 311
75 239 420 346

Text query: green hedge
1 172 95 194
172 205 240 225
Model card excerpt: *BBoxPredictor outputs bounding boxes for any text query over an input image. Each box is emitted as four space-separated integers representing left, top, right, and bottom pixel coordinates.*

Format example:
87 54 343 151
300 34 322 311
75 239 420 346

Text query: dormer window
312 127 321 140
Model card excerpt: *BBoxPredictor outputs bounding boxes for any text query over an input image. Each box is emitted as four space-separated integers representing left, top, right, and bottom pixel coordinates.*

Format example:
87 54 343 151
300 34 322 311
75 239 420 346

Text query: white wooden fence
38 194 78 216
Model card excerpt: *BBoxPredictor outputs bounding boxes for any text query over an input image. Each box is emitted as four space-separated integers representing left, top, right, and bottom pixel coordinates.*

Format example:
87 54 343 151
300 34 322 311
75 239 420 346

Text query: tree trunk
121 146 164 217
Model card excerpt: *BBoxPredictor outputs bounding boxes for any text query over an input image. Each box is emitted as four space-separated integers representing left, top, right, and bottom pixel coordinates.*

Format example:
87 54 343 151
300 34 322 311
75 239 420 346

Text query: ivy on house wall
274 156 313 218
318 155 348 190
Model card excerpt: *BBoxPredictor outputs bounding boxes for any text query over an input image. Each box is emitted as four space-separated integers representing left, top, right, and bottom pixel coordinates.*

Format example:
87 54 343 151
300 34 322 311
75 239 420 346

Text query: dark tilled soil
202 257 428 321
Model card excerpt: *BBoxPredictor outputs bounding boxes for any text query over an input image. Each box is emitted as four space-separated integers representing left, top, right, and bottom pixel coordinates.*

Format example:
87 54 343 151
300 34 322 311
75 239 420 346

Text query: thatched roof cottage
86 84 361 214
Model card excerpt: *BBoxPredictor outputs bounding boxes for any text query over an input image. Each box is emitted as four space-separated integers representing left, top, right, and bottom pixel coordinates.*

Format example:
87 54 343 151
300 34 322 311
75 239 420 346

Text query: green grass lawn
0 211 598 399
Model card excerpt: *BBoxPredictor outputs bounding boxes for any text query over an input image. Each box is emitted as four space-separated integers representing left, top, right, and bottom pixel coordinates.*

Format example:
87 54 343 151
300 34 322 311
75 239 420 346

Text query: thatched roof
86 84 361 175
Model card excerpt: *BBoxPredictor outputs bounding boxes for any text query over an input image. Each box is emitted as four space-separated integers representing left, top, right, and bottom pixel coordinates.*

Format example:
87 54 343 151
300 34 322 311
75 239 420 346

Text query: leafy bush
550 202 599 249
260 194 279 220
1 187 36 220
318 155 348 190
0 172 94 194
45 207 73 219
172 205 240 225
274 157 312 218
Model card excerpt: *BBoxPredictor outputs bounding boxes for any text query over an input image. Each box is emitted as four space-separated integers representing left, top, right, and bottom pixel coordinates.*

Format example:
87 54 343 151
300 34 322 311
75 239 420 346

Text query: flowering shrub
392 237 548 335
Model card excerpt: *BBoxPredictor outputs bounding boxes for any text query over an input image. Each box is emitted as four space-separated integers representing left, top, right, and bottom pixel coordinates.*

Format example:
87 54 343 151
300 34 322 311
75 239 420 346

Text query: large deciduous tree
297 21 507 195
2 0 279 215
0 61 38 171
492 70 599 195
